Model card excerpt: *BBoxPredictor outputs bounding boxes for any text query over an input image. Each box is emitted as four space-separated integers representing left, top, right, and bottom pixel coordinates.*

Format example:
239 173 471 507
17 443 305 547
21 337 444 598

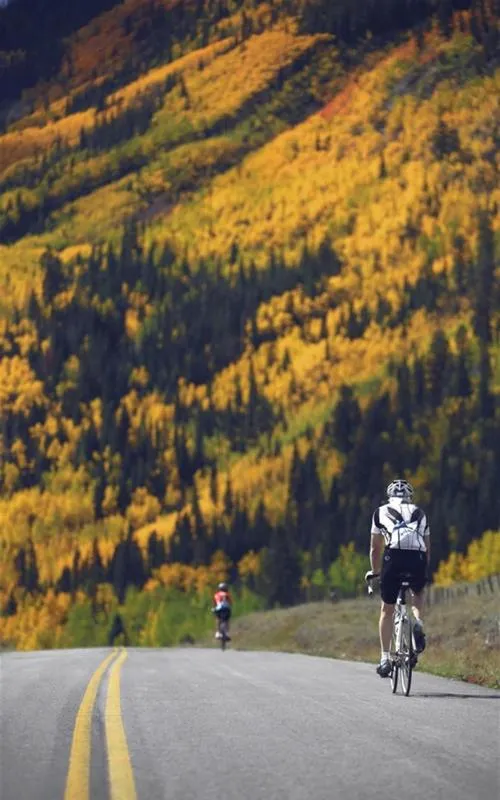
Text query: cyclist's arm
423 513 431 563
370 509 384 572
370 533 383 573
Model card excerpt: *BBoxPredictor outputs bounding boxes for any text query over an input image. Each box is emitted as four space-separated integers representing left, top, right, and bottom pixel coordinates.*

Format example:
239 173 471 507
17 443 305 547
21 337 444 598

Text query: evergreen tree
249 499 273 552
453 327 471 398
170 514 194 564
330 386 361 453
452 235 468 294
93 461 107 520
89 538 106 586
71 548 81 595
437 0 454 38
110 540 127 604
192 414 205 474
14 547 27 589
223 475 234 517
262 523 301 608
175 427 193 486
56 566 72 595
412 358 427 409
22 540 40 594
3 591 17 617
229 503 251 564
127 527 147 588
473 211 495 344
147 531 167 571
427 330 450 408
117 469 131 516
293 448 325 551
41 249 66 306
108 612 128 645
192 486 209 565
477 344 495 420
210 463 219 506
395 362 413 429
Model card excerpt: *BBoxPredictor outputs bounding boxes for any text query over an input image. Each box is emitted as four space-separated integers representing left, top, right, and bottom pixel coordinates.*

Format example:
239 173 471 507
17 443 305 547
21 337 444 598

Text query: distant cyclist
212 582 233 641
365 479 430 677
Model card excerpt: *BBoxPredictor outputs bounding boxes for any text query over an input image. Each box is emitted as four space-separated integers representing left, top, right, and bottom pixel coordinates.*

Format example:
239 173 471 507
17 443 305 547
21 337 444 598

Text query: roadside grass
208 592 500 689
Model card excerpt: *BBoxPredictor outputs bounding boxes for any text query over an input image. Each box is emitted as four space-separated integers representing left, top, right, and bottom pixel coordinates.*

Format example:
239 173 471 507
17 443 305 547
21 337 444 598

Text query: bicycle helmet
218 582 228 591
386 478 414 500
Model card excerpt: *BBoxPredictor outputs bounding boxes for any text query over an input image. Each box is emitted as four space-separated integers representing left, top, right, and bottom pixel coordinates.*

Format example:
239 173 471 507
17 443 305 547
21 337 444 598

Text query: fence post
426 575 500 608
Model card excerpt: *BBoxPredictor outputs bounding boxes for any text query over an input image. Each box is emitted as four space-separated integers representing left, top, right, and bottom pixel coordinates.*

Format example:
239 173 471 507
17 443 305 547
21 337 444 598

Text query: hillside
0 0 499 650
219 587 500 688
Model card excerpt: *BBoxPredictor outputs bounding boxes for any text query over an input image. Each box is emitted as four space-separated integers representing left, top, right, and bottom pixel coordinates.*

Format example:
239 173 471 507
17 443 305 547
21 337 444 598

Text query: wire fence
426 573 500 607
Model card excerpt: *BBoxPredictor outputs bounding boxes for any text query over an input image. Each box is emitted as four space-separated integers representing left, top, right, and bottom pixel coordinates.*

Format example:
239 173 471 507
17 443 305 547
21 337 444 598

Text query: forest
0 0 498 649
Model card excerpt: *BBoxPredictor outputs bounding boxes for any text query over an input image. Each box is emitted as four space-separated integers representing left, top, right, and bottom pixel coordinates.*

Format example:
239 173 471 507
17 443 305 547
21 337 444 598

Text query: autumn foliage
0 0 498 649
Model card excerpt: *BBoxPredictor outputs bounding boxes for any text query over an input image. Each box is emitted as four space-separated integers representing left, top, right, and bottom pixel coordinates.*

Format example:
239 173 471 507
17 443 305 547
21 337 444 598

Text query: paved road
1 647 498 800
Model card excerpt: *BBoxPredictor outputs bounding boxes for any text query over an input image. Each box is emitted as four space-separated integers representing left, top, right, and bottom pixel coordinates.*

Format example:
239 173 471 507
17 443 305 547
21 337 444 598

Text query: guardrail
426 574 500 607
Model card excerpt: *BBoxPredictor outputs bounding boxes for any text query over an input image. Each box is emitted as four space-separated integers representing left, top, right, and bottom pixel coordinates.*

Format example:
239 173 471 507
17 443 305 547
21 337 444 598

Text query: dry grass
222 592 500 689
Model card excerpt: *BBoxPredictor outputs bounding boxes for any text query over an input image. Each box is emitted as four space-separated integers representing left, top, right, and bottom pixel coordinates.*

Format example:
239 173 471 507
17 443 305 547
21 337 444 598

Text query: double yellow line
64 648 137 800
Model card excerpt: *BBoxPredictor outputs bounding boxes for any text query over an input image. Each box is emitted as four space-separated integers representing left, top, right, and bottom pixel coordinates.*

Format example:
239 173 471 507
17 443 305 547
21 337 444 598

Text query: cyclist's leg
409 552 427 652
378 549 399 674
408 551 426 618
411 589 424 622
410 591 426 652
379 601 395 652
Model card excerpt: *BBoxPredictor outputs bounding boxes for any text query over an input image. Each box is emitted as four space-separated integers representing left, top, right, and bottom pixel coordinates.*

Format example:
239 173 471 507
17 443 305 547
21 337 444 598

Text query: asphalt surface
1 647 499 800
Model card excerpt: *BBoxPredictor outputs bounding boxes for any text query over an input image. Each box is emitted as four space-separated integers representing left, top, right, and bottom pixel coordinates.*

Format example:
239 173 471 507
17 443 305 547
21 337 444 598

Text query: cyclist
365 479 430 677
212 582 233 640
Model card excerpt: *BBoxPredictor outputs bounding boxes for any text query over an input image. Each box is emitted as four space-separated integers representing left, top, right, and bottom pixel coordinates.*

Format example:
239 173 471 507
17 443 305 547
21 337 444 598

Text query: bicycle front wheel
400 617 413 696
391 664 399 693
390 627 398 693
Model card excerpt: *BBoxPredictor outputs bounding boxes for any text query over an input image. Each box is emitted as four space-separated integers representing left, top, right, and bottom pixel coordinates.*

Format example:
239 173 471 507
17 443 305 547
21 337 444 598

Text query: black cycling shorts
215 607 231 622
380 548 427 604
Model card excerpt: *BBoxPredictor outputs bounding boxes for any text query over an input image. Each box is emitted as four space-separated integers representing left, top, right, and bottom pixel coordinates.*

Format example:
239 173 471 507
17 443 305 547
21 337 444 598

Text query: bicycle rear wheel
400 617 413 696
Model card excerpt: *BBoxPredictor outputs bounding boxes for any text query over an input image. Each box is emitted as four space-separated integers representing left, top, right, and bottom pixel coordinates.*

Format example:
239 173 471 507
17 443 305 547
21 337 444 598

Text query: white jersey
371 498 429 551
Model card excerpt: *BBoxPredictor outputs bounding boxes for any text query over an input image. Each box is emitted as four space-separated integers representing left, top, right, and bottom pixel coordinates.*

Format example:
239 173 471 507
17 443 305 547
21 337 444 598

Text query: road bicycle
211 607 231 651
218 617 230 651
366 573 418 696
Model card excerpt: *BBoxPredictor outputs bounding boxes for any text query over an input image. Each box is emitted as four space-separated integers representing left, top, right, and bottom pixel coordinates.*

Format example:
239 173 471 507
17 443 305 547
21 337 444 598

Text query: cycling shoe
376 660 392 678
413 622 426 653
